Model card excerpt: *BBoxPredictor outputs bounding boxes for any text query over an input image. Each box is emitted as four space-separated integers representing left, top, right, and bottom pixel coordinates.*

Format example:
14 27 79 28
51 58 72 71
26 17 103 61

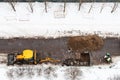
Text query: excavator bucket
63 52 90 66
7 54 15 66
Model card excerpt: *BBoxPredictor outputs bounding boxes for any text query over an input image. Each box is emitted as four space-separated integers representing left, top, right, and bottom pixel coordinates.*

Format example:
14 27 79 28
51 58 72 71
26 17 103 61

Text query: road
0 37 119 65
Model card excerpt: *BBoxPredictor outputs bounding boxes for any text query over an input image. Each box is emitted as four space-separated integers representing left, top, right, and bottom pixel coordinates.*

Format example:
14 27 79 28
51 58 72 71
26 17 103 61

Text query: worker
104 53 112 63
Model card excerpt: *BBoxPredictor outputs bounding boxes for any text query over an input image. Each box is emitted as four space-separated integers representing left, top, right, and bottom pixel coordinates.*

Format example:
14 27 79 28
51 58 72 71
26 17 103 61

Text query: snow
0 2 120 38
0 55 120 80
0 2 120 80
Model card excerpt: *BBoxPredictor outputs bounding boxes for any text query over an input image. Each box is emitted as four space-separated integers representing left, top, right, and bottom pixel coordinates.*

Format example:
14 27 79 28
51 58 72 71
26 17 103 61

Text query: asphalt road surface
0 37 119 65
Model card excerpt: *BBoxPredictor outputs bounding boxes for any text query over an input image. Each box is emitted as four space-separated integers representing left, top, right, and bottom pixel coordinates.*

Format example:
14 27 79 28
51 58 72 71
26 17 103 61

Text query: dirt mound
67 35 104 52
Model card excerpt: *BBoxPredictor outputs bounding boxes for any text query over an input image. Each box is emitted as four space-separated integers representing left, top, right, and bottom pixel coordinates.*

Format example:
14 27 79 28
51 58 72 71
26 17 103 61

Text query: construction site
0 0 120 80
0 35 118 66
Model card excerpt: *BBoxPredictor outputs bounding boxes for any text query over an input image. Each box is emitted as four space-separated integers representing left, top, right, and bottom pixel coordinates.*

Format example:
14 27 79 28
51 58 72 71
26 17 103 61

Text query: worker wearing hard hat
104 53 112 63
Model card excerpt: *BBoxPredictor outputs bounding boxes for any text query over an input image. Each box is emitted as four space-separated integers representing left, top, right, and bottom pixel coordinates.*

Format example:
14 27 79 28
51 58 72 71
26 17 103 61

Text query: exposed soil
67 35 104 52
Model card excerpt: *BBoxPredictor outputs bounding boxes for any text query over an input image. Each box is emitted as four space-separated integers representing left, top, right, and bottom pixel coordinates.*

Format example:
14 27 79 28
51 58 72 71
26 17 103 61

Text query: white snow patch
0 2 120 38
0 56 120 80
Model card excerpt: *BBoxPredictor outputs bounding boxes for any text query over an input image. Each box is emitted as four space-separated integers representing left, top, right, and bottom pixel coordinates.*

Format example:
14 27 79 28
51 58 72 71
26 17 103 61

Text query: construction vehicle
7 49 60 66
7 49 90 66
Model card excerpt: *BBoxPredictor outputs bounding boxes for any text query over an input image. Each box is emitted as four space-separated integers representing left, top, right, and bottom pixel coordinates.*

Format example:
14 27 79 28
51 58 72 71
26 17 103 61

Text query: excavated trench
0 36 119 65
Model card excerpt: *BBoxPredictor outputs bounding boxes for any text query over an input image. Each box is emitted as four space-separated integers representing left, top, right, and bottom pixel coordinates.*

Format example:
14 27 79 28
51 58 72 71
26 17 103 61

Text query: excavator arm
40 57 60 63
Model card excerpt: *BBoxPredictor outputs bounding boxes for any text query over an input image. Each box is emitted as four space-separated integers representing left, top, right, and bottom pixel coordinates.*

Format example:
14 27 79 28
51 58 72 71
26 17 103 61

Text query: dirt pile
67 35 104 52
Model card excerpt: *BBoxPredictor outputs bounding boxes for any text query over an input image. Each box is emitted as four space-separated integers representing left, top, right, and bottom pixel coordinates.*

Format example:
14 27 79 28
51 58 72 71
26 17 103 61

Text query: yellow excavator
7 49 60 65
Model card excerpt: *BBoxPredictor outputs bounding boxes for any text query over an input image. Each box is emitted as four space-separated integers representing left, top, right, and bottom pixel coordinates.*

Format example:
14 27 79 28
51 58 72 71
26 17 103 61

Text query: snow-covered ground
0 2 120 80
0 56 120 80
0 2 120 38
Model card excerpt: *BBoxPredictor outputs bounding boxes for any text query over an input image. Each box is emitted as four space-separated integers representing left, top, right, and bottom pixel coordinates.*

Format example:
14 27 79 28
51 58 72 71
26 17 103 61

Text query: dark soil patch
67 35 104 52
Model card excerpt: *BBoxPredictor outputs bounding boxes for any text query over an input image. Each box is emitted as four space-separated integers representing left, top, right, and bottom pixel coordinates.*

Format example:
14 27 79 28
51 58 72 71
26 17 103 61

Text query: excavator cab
7 49 37 65
15 49 34 64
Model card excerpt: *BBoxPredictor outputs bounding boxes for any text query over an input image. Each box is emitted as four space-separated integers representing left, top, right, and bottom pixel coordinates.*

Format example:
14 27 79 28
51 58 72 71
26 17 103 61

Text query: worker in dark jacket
104 53 112 63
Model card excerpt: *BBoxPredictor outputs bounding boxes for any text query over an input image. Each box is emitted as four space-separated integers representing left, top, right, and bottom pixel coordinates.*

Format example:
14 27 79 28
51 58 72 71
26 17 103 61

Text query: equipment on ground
7 49 60 66
63 52 90 66
7 49 90 66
